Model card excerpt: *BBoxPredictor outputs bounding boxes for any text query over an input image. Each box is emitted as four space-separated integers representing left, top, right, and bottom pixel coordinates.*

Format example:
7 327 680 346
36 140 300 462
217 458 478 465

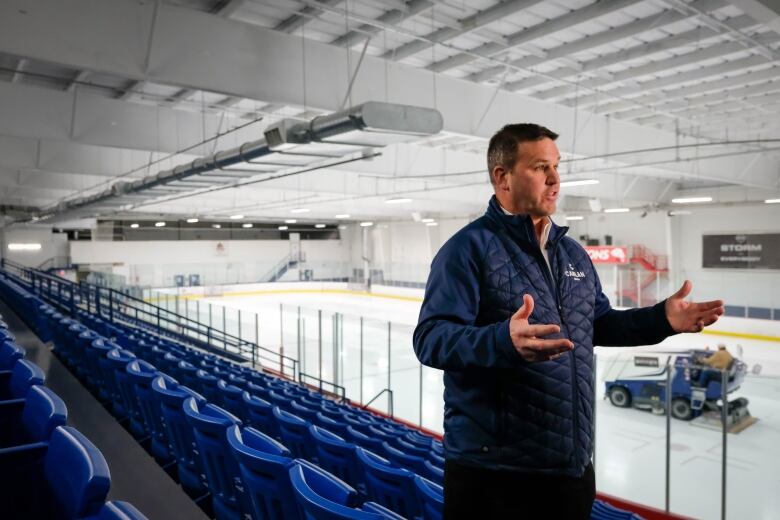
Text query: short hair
487 123 558 185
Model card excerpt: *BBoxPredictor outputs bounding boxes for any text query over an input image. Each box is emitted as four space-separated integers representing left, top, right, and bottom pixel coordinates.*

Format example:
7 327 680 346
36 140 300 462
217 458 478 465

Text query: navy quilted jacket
413 196 675 477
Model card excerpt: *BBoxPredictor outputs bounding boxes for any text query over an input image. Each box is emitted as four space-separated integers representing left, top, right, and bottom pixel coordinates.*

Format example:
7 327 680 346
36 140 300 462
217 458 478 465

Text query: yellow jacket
702 349 733 370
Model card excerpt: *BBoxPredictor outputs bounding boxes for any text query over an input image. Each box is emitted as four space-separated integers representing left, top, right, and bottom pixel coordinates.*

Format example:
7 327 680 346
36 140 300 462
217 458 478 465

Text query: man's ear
492 166 508 190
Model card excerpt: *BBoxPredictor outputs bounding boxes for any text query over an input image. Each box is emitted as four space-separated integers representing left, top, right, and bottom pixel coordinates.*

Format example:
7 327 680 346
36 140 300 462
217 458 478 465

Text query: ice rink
153 281 780 520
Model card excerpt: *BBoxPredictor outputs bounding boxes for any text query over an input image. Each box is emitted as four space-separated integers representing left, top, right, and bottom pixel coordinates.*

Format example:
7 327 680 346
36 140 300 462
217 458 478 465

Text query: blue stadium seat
100 348 136 419
359 502 406 519
174 360 199 389
289 462 394 520
428 450 444 467
85 500 149 520
0 359 45 402
591 499 642 520
344 425 384 454
86 338 115 398
120 360 158 440
0 385 67 449
291 400 320 423
421 459 443 486
0 341 24 371
1 425 111 519
394 436 430 459
309 425 364 495
355 447 420 518
316 411 350 438
126 360 173 465
226 424 300 520
150 376 209 500
382 441 428 475
268 389 293 410
242 392 279 439
414 475 443 520
217 379 245 420
273 406 316 461
74 330 101 379
183 397 250 520
194 369 220 403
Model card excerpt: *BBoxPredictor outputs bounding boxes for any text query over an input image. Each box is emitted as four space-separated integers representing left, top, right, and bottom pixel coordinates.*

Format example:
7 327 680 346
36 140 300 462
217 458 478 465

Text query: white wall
0 225 68 268
672 204 780 309
70 238 350 287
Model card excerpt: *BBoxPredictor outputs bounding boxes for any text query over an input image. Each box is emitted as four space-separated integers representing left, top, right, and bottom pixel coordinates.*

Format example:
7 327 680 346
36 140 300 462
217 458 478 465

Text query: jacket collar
485 195 568 249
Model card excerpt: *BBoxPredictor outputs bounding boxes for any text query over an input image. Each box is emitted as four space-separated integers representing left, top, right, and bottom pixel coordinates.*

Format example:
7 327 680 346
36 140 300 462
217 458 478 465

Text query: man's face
494 138 561 219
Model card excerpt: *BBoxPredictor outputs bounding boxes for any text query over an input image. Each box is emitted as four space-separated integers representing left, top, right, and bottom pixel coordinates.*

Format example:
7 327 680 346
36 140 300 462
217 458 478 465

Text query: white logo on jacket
564 263 586 281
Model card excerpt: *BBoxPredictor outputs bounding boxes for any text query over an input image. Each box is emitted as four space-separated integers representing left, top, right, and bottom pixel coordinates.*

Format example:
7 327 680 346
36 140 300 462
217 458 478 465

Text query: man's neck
531 216 546 244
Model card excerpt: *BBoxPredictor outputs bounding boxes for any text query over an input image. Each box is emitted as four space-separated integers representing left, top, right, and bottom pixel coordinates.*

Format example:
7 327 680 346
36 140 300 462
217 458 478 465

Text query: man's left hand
665 280 724 333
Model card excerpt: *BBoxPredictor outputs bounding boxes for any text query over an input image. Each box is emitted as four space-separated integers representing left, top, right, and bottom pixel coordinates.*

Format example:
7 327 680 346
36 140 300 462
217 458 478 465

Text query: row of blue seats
0 321 146 518
34 297 444 519
3 270 644 520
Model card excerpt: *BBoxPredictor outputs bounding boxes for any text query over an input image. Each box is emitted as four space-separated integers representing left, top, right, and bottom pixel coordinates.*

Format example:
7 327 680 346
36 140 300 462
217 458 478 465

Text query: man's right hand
510 294 574 362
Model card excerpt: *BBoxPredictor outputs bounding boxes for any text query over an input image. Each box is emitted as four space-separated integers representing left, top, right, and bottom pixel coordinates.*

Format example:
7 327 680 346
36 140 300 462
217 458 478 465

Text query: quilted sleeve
413 235 521 370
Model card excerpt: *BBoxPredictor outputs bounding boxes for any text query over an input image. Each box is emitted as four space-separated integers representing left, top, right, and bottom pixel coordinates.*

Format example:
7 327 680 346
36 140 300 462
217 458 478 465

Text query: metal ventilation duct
42 102 443 219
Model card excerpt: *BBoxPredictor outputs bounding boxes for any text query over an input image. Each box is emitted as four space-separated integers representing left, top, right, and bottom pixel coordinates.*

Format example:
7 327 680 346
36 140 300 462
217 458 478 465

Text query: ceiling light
242 223 253 228
604 208 630 214
338 225 347 230
565 216 584 221
385 197 413 204
765 198 780 204
425 222 438 227
561 179 599 188
668 210 692 216
130 223 139 228
186 218 199 223
278 225 288 231
213 224 222 229
285 219 297 224
335 214 350 219
7 243 42 251
155 221 166 227
229 214 244 220
290 208 310 214
421 218 435 223
359 222 374 227
671 196 712 204
315 224 326 228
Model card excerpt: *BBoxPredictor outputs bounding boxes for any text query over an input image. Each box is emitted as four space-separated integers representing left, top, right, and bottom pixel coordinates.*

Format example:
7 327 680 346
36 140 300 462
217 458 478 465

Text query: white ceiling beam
275 0 343 34
331 0 433 49
568 54 773 110
610 77 780 120
630 92 780 124
64 70 90 93
212 0 247 19
10 57 27 83
428 0 641 73
468 0 728 84
730 0 780 34
529 13 757 98
591 65 780 114
382 0 544 62
535 33 778 102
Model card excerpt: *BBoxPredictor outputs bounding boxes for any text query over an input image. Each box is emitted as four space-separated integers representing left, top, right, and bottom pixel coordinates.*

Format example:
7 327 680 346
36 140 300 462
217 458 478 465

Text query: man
702 344 734 370
412 124 724 519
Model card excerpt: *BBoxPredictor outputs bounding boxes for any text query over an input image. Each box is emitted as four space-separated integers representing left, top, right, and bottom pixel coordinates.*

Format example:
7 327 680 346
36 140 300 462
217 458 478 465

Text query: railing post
109 289 114 323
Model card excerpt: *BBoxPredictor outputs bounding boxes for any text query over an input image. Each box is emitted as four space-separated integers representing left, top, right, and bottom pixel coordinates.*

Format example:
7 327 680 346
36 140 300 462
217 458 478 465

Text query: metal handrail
0 259 299 378
298 371 347 402
362 388 394 417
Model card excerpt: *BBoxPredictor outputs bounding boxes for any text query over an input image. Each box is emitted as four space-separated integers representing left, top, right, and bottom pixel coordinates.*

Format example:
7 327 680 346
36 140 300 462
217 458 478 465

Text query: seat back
226 425 299 520
101 348 136 418
0 341 24 371
242 393 279 439
315 412 349 438
421 459 443 486
175 360 199 388
344 425 384 453
217 380 245 420
19 385 68 445
394 437 430 458
194 370 219 403
183 398 249 518
8 359 45 400
414 475 443 520
382 441 428 475
290 400 319 423
273 407 314 461
309 425 362 491
86 338 114 391
289 462 380 520
88 500 148 519
355 447 419 518
150 376 208 495
44 426 111 518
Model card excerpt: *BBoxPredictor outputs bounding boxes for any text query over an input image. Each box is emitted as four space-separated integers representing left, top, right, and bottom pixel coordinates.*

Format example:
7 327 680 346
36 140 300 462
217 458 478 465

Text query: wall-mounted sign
585 246 628 264
703 233 780 270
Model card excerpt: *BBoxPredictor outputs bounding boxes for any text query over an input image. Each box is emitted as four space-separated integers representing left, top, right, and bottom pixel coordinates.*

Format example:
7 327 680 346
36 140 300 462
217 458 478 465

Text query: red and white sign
585 246 628 264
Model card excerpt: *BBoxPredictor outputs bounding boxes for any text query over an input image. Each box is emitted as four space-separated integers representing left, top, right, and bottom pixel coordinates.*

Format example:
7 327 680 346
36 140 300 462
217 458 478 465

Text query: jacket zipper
542 239 581 470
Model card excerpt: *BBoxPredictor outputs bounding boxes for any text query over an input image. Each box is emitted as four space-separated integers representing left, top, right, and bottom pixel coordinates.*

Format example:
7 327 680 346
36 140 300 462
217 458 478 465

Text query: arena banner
584 246 628 264
702 233 780 269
